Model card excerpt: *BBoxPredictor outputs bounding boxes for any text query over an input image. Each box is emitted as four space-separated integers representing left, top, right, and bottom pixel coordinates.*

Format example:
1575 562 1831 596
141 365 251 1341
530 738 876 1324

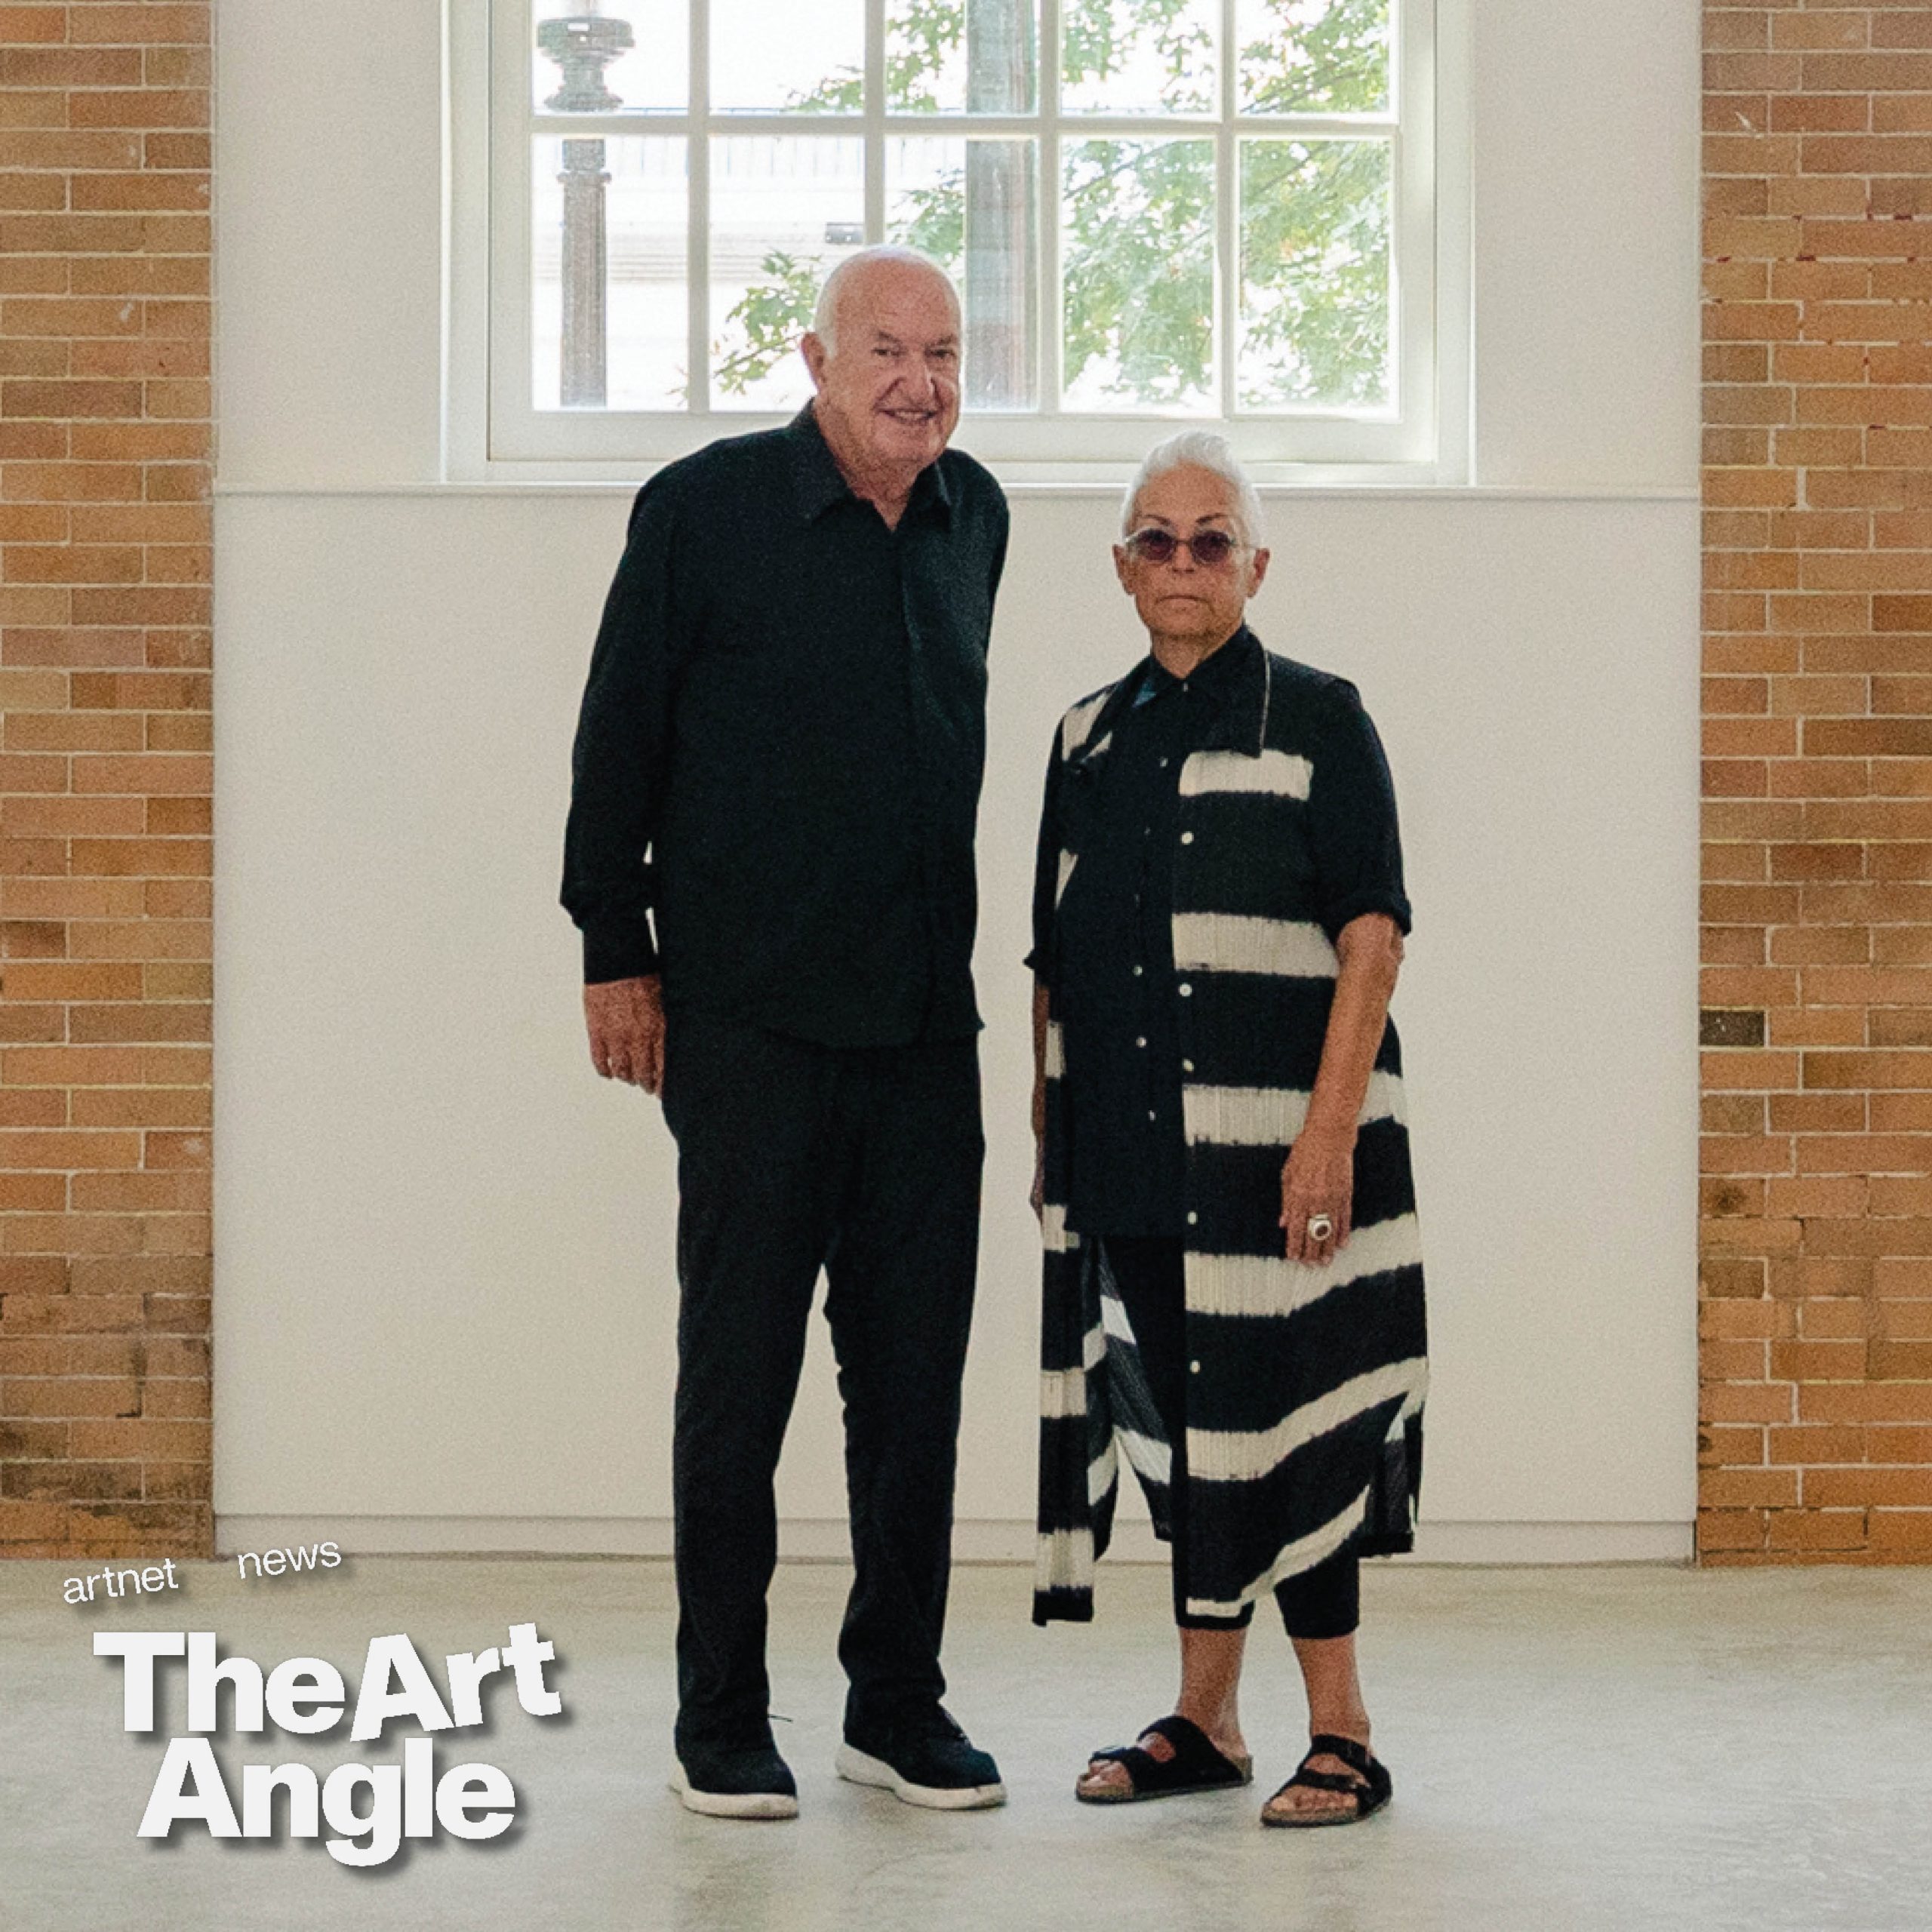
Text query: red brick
1800 1383 1932 1423
68 90 209 132
1702 1255 1769 1297
1799 1298 1869 1339
1697 1510 1769 1553
1766 1507 1868 1551
1866 1511 1932 1554
1701 1467 1799 1509
1768 1425 1866 1466
2 380 142 420
1870 1339 1932 1379
1875 93 1932 132
1703 1383 1798 1424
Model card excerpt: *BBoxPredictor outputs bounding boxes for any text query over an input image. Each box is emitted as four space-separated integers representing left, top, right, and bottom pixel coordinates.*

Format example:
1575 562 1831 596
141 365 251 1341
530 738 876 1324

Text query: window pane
1061 0 1214 117
531 3 685 115
887 0 1038 114
1062 138 1213 413
710 137 865 411
1238 138 1391 411
533 137 688 411
888 139 1038 408
712 0 866 112
1238 0 1391 115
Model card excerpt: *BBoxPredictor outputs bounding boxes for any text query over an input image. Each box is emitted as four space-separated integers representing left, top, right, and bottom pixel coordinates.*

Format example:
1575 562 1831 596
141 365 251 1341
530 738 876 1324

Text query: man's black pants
660 1011 983 1760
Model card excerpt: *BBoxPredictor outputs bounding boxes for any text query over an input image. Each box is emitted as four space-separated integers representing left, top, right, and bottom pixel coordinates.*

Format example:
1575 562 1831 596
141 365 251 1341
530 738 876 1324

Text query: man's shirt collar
785 401 955 526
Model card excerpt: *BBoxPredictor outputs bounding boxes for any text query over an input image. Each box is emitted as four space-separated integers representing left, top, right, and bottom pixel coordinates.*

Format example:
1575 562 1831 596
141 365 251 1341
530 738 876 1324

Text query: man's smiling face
804 258 961 481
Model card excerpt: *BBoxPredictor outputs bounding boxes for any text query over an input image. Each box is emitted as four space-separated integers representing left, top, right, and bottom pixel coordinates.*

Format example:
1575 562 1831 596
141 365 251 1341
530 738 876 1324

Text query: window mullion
1040 0 1062 417
865 0 886 240
1218 0 1238 424
688 0 711 416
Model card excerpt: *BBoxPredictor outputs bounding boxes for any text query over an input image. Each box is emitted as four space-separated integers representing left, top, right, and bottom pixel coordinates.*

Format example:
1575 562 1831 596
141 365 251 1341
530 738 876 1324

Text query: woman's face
1112 465 1269 651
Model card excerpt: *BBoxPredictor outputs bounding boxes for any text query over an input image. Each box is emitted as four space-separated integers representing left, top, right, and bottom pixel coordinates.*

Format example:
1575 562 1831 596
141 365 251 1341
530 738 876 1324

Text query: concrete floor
3 1555 1929 1932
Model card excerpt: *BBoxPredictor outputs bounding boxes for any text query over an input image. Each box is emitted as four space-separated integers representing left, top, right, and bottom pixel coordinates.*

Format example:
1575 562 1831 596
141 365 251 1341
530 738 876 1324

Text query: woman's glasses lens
1128 530 1238 568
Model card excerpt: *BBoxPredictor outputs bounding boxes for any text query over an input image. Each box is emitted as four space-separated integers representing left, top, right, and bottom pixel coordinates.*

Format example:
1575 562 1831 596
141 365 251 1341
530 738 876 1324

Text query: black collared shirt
1051 635 1251 1236
562 405 1008 1048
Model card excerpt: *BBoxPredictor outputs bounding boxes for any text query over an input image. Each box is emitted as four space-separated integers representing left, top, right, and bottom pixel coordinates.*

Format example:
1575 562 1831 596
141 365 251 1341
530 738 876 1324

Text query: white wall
212 0 1702 1557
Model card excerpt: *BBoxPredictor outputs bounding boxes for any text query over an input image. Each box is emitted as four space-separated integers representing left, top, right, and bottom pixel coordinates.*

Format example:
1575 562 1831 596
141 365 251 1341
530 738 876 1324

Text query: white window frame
448 0 1469 482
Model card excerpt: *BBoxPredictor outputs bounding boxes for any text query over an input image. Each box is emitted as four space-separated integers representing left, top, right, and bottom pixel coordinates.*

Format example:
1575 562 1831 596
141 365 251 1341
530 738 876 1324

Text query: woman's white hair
811 245 961 353
1121 431 1266 549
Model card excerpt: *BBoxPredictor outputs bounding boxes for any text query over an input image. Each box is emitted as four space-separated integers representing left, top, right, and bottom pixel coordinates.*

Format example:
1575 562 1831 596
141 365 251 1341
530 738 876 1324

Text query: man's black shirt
562 405 1008 1048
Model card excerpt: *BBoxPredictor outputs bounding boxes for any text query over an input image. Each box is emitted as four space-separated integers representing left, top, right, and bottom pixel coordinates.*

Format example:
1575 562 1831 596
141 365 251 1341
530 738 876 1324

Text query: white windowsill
212 478 1699 503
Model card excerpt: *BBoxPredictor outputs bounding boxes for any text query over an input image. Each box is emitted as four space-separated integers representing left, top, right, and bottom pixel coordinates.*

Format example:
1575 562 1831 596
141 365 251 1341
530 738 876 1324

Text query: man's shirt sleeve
561 478 685 984
987 489 1011 620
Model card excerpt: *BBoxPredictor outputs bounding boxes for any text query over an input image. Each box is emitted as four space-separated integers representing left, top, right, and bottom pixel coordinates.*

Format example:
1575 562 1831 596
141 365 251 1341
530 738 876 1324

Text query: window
469 0 1454 472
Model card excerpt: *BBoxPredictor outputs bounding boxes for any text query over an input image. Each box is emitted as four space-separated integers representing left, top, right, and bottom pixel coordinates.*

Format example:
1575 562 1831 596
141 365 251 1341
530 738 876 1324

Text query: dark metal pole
537 11 635 408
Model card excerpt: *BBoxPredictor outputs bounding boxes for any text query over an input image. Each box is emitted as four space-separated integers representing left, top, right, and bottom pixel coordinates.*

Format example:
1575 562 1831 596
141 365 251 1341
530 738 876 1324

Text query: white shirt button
1132 964 1144 977
1136 1036 1147 1049
1146 1109 1156 1121
1178 982 1192 997
1189 1360 1201 1374
1182 1059 1195 1073
1186 1211 1198 1226
1180 831 1194 844
1158 757 1169 768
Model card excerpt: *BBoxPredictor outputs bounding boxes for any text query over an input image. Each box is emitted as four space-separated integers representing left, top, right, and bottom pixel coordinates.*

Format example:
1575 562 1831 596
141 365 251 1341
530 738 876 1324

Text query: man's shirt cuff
582 922 659 985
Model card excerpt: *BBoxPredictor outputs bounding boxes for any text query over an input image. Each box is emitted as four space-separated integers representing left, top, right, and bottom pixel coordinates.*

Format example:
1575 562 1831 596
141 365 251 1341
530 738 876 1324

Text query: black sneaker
669 1740 798 1820
835 1707 1005 1810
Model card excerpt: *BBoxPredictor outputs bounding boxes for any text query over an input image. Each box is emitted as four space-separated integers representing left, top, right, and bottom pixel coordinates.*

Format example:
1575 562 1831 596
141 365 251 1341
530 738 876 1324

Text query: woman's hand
1279 1125 1355 1266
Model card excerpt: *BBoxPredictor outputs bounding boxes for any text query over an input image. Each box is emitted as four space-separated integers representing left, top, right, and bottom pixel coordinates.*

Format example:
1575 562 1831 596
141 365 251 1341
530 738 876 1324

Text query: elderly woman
1028 432 1427 1827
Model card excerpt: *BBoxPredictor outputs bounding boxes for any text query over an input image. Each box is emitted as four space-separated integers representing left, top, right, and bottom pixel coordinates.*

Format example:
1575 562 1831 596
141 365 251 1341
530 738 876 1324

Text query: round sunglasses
1124 528 1244 568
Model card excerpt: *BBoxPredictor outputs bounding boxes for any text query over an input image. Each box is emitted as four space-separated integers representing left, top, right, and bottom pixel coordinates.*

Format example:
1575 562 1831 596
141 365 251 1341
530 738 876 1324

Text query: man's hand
583 974 666 1094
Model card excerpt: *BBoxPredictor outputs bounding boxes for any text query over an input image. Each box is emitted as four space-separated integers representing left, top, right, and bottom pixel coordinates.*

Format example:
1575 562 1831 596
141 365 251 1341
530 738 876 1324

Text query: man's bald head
812 246 961 355
802 248 964 494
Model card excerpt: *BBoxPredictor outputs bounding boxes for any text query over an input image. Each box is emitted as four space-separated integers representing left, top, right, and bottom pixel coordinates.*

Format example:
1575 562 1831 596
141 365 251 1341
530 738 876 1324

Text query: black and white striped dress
1031 632 1429 1624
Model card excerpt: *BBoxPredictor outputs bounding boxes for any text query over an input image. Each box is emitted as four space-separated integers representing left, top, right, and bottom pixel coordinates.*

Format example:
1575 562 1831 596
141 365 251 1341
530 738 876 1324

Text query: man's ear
1247 546 1272 595
801 331 828 391
1112 545 1134 592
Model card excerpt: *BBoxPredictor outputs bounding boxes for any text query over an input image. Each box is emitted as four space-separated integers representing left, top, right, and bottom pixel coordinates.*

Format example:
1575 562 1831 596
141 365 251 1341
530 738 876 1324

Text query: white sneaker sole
835 1743 1007 1810
669 1761 798 1820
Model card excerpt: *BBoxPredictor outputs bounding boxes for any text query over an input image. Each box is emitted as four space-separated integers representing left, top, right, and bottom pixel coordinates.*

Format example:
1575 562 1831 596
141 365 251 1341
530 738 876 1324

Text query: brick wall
0 1 211 1560
1703 2 1932 1562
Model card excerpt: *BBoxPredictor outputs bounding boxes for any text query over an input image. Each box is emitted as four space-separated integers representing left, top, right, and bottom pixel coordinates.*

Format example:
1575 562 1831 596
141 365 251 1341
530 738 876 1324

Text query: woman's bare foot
1074 1715 1251 1799
1078 1626 1251 1798
1257 1728 1375 1823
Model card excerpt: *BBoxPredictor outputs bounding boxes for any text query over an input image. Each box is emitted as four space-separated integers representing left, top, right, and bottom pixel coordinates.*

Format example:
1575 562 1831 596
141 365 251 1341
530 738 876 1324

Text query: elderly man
562 247 1008 1820
1029 432 1427 1826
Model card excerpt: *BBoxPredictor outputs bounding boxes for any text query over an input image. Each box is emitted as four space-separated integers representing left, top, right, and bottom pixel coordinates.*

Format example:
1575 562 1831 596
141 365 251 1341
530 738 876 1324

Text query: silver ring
1306 1214 1334 1243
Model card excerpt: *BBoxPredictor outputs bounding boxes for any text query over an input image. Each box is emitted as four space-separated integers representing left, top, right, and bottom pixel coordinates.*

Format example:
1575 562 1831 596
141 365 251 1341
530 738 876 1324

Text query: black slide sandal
1076 1714 1254 1804
1260 1732 1392 1828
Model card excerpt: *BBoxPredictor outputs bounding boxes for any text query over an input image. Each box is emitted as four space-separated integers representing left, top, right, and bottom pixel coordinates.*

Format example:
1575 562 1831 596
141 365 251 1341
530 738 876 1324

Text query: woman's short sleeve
1306 681 1412 942
1023 731 1066 981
